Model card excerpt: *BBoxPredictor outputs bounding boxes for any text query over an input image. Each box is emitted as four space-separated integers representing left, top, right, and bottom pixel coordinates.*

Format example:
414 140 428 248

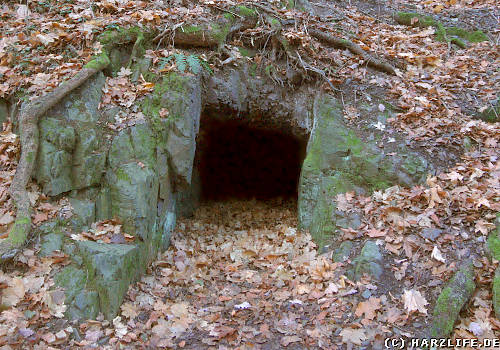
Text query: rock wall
37 72 201 320
34 61 435 320
298 95 432 252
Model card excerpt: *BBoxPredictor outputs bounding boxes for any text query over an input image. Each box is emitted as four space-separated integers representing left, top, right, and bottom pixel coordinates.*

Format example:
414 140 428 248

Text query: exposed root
154 16 257 49
309 29 398 75
128 32 146 69
0 54 110 262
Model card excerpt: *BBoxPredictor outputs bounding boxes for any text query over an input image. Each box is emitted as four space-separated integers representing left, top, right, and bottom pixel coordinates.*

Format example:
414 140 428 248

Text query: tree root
309 29 398 75
0 53 110 262
154 16 257 49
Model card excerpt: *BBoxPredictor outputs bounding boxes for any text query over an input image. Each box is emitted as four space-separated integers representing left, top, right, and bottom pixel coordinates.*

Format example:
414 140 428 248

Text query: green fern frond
158 56 174 69
186 55 201 74
174 53 187 72
200 60 213 75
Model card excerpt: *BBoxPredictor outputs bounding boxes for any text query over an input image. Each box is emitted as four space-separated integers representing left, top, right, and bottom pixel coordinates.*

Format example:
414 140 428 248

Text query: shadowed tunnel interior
195 112 308 201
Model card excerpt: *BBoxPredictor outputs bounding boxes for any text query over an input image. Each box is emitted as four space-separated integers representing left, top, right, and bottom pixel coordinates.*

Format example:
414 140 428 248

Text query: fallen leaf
2 277 25 306
431 246 446 263
403 289 428 315
281 335 301 346
355 297 381 320
339 327 367 345
0 212 14 225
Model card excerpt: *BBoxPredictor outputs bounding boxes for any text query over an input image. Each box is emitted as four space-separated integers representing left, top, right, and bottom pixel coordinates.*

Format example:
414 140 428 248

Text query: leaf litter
0 0 498 348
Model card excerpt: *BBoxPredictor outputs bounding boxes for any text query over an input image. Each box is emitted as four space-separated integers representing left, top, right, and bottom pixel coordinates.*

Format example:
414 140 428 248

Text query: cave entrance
194 110 308 202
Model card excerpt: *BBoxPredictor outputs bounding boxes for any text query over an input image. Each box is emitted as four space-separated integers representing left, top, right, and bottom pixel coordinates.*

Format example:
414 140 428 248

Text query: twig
213 5 243 19
244 2 280 18
295 51 340 92
154 22 185 49
309 29 398 75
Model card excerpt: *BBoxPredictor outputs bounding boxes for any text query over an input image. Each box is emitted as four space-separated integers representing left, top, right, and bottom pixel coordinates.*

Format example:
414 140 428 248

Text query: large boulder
298 95 431 251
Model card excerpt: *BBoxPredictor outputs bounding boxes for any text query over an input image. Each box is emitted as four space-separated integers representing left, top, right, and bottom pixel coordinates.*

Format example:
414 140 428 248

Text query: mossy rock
0 99 8 126
395 12 489 48
430 260 475 338
39 232 64 257
493 267 500 319
54 265 86 304
107 162 159 241
332 241 353 262
298 94 430 250
350 241 383 281
234 5 258 18
480 100 499 123
77 241 142 320
486 214 500 261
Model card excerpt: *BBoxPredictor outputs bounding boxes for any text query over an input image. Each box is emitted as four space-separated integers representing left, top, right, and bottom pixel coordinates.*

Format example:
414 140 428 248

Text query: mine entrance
195 111 308 202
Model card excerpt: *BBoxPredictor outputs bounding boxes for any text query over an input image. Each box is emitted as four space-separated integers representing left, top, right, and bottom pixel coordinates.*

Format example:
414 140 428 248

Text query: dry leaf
403 289 428 315
355 297 381 320
281 335 301 346
431 246 446 263
339 327 367 345
2 277 25 306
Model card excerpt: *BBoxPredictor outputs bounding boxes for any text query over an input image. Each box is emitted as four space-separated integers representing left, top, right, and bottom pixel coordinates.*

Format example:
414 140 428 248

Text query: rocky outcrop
34 58 436 320
298 95 432 251
36 72 201 320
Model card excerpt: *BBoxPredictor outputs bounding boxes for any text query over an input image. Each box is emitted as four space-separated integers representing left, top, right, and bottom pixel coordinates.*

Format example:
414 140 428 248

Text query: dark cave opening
195 112 308 201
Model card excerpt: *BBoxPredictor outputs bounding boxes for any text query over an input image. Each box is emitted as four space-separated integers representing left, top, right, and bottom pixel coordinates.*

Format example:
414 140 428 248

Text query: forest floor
0 0 499 349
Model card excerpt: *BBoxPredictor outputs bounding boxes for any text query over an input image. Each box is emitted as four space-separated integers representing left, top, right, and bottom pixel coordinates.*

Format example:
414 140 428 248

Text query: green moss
434 22 448 42
181 25 201 34
8 217 31 245
450 37 466 49
210 22 232 46
396 12 436 28
115 168 131 182
271 18 281 29
141 73 188 138
446 27 489 43
488 231 500 261
249 63 257 77
432 287 452 323
238 47 255 57
235 5 257 17
98 26 144 47
84 51 111 70
223 13 235 21
396 12 489 47
431 262 475 338
493 268 500 318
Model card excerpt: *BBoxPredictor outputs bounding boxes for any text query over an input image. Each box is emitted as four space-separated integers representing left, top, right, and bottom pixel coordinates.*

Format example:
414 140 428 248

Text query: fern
160 53 212 74
174 53 187 72
186 55 201 74
158 56 173 69
200 60 213 75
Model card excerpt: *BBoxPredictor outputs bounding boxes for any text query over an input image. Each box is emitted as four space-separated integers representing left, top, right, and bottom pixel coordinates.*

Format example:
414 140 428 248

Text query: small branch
309 29 398 75
294 51 340 92
212 5 243 19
